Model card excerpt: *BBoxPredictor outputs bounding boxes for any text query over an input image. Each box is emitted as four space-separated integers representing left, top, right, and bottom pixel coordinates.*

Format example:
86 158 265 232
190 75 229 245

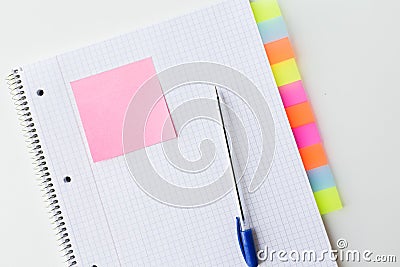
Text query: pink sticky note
278 80 307 108
292 122 321 148
71 58 176 162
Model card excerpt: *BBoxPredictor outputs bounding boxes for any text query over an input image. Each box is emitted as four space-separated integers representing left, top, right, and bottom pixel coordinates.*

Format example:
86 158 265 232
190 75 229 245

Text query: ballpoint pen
215 86 258 267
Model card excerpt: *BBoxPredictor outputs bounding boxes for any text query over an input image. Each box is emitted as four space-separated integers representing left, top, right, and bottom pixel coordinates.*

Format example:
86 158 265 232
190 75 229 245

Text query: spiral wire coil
6 69 77 266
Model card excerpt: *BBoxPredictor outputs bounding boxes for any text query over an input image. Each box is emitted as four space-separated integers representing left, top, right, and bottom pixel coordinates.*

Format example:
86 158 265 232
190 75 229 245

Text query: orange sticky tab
299 143 328 170
285 102 315 128
264 37 295 65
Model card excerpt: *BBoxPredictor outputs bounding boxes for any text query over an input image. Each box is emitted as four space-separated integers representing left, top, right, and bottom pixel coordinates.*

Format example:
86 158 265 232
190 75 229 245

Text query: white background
0 0 399 266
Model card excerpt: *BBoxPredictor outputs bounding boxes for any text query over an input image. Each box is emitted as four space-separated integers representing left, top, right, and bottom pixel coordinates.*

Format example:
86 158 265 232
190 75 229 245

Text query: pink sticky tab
278 80 307 107
292 123 321 148
71 58 176 162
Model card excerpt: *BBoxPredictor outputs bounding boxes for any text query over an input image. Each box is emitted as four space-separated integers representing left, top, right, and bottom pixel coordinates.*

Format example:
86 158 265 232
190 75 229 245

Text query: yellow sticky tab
250 0 282 23
313 187 343 214
271 58 301 87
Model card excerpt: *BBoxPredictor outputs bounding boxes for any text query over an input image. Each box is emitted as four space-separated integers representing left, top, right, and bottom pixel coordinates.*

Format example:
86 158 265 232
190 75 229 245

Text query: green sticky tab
250 0 282 23
313 187 343 214
271 58 301 86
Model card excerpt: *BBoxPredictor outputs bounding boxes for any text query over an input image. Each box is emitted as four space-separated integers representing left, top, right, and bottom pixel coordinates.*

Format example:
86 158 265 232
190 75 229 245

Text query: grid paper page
21 0 337 266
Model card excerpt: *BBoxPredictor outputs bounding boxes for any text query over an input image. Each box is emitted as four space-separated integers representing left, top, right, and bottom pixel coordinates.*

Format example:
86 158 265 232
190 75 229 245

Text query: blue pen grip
236 217 258 267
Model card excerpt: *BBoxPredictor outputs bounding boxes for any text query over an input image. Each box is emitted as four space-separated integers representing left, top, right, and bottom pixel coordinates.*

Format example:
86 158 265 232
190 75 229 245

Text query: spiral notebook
7 0 336 266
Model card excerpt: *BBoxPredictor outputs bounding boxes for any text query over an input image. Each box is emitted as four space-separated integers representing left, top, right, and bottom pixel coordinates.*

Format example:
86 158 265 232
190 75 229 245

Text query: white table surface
1 0 399 266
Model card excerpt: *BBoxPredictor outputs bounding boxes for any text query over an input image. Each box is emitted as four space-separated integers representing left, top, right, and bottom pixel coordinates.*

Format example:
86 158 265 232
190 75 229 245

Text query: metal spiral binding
6 69 77 267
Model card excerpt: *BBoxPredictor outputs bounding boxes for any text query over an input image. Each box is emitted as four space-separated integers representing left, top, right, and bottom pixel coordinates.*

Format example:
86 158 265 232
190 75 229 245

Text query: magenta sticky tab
71 58 176 162
278 80 307 107
292 122 321 148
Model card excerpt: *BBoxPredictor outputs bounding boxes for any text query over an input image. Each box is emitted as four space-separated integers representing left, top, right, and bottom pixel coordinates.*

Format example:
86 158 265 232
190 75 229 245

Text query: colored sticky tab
278 80 307 107
257 16 288 44
299 143 327 170
292 123 321 148
264 37 295 65
307 165 336 192
314 187 342 214
285 102 315 128
271 58 301 86
250 0 342 214
71 58 177 162
250 0 281 23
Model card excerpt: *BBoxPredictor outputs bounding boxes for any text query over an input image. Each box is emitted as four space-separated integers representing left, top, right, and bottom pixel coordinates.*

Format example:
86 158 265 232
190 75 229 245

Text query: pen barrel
240 216 251 231
240 228 258 267
236 218 258 267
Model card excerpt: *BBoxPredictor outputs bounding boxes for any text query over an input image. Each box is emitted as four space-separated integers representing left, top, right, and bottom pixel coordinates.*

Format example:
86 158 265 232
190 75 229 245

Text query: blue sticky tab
307 165 336 192
257 16 288 44
236 218 258 267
